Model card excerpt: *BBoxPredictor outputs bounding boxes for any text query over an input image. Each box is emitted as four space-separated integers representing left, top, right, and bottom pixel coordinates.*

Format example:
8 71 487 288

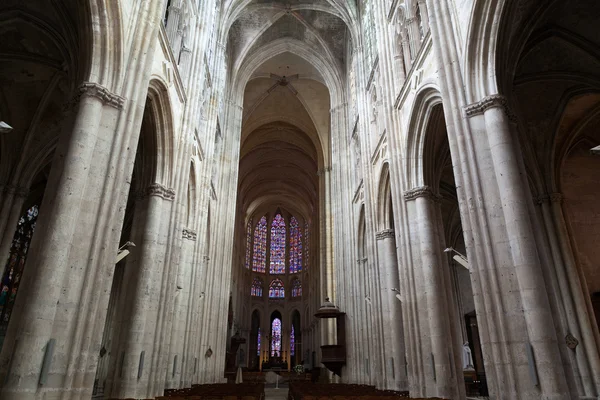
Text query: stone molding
203 255 210 262
140 183 176 201
330 102 348 113
317 166 332 176
403 185 442 202
535 192 563 205
1 184 28 198
464 94 516 121
356 257 368 264
376 229 395 241
183 228 197 241
79 82 125 109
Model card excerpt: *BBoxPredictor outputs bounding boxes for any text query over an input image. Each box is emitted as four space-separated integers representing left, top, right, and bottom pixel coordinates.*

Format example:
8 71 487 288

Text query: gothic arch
376 162 394 231
146 79 176 188
404 85 443 189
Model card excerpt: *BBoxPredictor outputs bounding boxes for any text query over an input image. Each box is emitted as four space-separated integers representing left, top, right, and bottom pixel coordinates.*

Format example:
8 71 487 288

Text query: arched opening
269 310 283 359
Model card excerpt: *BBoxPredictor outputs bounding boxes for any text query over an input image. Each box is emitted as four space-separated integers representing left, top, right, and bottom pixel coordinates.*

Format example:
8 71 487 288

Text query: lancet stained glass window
271 318 282 356
257 327 261 356
292 279 302 297
251 278 263 297
245 219 252 269
269 213 286 274
289 217 302 273
269 279 285 299
304 223 310 270
290 325 295 356
0 205 39 349
252 216 267 273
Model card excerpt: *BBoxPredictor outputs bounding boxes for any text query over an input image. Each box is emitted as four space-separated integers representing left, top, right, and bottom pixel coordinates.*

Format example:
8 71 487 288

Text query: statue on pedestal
462 342 475 370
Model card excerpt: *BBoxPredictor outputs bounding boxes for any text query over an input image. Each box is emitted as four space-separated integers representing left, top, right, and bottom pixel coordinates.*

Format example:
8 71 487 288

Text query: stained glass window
257 327 261 356
269 213 286 274
245 219 252 269
269 279 285 299
0 205 39 349
289 217 302 273
271 318 282 356
252 216 267 273
304 223 310 271
290 325 295 356
292 279 302 297
251 278 263 297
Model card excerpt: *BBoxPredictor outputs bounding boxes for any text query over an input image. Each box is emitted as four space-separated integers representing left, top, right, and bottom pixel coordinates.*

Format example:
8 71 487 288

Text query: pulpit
315 298 346 377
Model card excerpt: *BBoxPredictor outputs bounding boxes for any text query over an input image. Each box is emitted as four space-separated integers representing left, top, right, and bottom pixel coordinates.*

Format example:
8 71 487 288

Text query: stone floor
264 387 288 400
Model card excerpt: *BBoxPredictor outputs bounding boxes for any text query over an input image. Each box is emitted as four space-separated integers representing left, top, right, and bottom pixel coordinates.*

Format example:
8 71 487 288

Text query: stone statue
462 342 475 370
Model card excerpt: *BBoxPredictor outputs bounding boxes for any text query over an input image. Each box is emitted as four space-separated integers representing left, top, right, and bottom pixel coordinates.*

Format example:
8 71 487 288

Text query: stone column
465 95 570 399
416 0 430 35
0 186 28 268
164 0 183 46
0 84 125 400
405 186 463 400
166 228 196 389
376 229 407 391
107 184 175 399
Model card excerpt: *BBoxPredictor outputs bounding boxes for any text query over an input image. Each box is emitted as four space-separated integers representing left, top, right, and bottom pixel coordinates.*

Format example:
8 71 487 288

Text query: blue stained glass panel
268 279 285 299
252 216 267 273
289 217 302 273
271 318 281 356
269 214 286 274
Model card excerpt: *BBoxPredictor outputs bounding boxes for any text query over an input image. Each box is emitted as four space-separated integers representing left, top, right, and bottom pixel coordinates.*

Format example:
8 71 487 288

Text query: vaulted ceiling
227 1 353 223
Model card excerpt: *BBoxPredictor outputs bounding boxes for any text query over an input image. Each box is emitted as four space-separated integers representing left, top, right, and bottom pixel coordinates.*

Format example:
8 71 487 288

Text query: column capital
535 192 563 205
139 183 176 201
403 185 441 202
317 166 332 176
183 228 197 241
2 184 29 198
79 82 125 109
376 229 395 241
464 94 516 121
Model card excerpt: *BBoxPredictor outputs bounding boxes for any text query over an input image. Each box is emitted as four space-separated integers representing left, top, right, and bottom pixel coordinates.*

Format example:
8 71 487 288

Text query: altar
262 352 288 371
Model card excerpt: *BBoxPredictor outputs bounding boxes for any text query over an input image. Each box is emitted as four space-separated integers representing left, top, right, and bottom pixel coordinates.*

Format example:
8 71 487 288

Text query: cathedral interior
0 0 599 399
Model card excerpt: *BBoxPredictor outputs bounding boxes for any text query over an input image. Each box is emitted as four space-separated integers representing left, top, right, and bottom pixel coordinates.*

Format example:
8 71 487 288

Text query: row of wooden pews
157 383 265 399
288 382 449 400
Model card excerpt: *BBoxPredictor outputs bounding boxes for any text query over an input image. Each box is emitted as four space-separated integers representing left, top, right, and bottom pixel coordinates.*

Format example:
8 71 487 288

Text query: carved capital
79 82 125 109
317 166 332 176
403 186 441 201
2 184 29 198
183 228 197 241
142 183 176 201
536 192 563 205
376 229 395 241
464 94 516 121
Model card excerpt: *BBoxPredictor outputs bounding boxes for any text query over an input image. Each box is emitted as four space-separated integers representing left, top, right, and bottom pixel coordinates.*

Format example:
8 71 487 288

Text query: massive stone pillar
107 184 175 399
0 85 126 400
404 187 463 400
0 187 28 268
463 96 571 399
376 229 407 391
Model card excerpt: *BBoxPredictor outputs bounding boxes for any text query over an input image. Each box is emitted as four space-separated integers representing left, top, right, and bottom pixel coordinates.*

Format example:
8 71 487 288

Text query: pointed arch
377 162 394 231
251 277 263 297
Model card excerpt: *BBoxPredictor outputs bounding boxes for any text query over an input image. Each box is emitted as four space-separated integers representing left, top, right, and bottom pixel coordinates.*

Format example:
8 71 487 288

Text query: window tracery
304 223 310 270
269 279 285 299
289 217 302 273
269 213 286 274
252 216 267 273
245 218 252 269
251 277 263 297
292 279 302 297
